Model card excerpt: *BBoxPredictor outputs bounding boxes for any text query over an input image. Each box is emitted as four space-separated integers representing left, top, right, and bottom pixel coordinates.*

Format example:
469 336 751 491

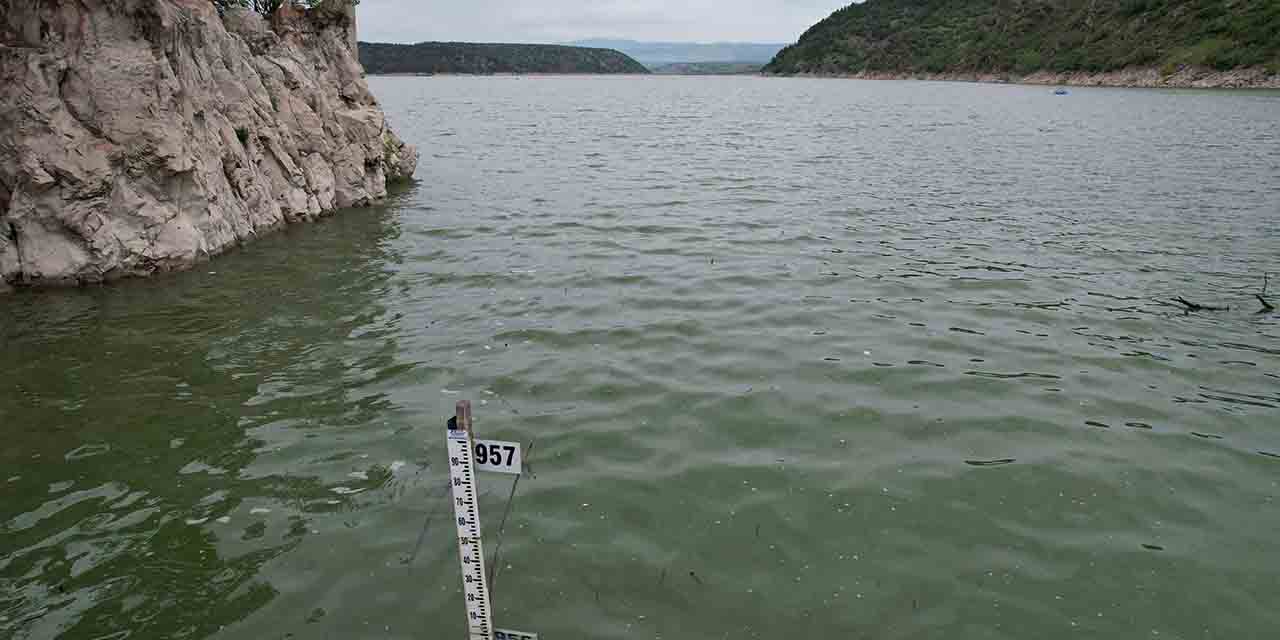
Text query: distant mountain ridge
359 42 648 75
569 39 786 67
765 0 1280 87
650 62 764 75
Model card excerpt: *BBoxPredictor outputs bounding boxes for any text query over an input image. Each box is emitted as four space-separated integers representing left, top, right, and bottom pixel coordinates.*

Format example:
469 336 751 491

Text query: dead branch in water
1165 274 1273 314
1173 296 1228 312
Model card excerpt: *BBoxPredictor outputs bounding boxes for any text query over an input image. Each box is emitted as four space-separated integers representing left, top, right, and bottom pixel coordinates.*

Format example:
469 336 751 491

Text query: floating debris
1190 433 1223 440
964 459 1016 467
65 444 111 461
1172 297 1227 312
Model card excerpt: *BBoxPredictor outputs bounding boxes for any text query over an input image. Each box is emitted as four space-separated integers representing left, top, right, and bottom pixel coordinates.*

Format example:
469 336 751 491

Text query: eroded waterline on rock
0 0 418 291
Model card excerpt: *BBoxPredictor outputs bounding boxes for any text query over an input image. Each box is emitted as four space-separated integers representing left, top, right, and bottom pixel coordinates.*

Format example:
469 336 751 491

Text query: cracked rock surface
0 0 418 289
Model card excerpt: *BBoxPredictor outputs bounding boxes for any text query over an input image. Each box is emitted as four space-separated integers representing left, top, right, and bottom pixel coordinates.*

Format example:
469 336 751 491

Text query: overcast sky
356 0 853 45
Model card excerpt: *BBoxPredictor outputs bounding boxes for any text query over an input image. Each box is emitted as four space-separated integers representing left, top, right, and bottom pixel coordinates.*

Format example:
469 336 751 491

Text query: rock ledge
0 0 418 289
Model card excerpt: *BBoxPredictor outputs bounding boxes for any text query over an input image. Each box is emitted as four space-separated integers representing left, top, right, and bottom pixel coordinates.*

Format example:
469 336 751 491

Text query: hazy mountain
569 39 786 67
650 62 764 75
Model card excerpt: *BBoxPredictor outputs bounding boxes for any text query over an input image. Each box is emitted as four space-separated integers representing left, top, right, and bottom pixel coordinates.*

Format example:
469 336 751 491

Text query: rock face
0 0 418 289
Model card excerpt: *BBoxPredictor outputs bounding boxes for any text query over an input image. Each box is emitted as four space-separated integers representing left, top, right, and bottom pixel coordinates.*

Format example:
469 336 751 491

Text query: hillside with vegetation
359 42 649 75
765 0 1280 83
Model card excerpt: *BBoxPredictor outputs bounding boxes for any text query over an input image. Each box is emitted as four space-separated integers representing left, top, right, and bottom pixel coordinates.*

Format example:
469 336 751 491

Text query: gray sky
356 0 853 45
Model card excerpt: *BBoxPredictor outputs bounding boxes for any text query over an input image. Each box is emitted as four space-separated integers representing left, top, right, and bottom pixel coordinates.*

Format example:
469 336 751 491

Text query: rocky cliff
0 0 418 291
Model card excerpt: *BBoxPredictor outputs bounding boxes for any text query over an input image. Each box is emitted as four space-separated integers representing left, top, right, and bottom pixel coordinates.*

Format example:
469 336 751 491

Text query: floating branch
1173 297 1228 312
1259 273 1275 313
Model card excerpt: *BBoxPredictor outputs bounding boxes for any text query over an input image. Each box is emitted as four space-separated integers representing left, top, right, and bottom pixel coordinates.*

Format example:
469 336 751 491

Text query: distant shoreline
366 72 652 77
768 66 1280 90
366 65 1280 88
366 72 759 78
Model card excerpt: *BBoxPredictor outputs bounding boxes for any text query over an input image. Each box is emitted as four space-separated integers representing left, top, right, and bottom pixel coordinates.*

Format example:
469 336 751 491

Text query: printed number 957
475 443 515 466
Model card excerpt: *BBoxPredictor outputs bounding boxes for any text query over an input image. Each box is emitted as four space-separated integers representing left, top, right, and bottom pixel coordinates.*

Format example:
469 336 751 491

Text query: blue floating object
1054 88 1070 95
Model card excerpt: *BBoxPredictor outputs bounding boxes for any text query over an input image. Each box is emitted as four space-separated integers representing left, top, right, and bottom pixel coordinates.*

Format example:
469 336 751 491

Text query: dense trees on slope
765 0 1280 75
358 42 650 75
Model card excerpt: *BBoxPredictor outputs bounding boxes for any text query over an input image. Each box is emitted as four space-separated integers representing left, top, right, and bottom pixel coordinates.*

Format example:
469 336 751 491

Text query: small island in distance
358 42 649 75
766 0 1280 88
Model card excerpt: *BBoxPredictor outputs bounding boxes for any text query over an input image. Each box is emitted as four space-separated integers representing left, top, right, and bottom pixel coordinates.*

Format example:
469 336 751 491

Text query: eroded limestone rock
0 0 418 289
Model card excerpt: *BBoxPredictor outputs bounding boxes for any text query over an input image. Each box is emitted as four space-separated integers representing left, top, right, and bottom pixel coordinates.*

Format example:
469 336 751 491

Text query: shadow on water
0 194 411 639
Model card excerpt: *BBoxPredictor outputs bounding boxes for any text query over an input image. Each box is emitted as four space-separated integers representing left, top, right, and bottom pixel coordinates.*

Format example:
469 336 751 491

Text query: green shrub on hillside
212 0 358 16
766 0 1280 76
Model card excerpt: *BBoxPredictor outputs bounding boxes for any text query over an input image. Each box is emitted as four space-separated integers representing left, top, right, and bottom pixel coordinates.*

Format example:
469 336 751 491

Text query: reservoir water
2 76 1279 639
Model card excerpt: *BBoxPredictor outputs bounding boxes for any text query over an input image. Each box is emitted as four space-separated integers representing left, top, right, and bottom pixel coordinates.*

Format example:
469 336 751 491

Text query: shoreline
367 66 1280 88
366 72 652 77
769 65 1280 90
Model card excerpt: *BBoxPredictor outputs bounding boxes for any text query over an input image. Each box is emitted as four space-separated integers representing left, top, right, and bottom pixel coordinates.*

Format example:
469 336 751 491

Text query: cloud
356 0 852 44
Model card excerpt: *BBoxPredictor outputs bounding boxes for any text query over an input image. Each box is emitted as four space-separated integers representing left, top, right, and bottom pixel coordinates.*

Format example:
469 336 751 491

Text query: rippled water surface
3 76 1280 639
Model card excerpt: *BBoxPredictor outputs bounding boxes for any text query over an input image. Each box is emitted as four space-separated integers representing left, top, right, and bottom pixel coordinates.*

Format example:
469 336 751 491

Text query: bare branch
1173 296 1228 312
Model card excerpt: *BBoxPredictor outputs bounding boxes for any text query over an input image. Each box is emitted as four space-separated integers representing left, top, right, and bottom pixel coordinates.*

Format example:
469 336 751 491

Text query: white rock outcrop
0 0 418 290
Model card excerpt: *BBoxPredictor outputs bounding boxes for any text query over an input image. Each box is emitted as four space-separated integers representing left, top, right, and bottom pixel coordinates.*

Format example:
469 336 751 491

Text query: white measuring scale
447 400 537 640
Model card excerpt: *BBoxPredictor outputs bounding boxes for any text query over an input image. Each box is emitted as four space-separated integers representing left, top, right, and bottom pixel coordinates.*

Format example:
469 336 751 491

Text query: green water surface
3 77 1279 639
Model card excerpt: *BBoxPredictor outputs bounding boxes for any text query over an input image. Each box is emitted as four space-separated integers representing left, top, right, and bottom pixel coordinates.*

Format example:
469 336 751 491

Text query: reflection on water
1 202 410 638
3 77 1280 639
